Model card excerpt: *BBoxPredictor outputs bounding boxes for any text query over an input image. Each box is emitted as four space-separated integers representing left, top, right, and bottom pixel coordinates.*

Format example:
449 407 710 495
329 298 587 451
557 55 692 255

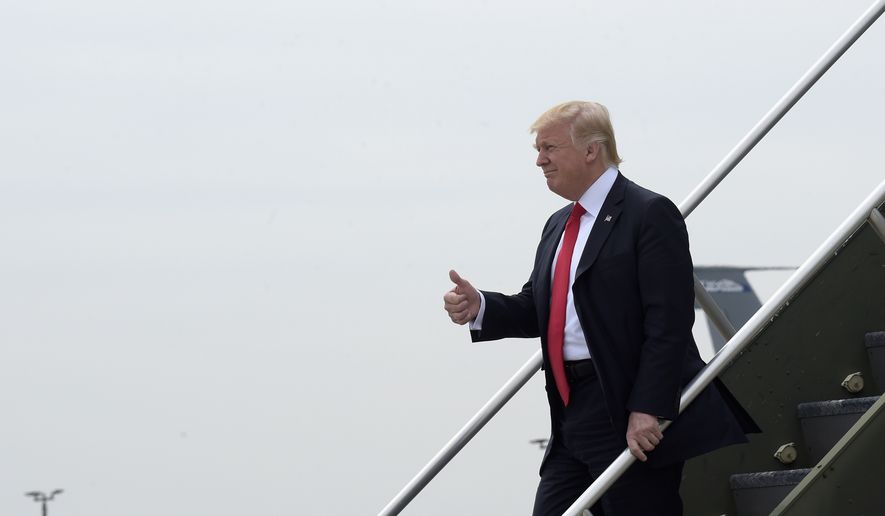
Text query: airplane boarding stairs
679 201 885 516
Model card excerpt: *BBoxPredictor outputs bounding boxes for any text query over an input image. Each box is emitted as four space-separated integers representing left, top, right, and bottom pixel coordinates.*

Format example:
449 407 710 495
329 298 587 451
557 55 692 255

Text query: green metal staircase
682 201 885 516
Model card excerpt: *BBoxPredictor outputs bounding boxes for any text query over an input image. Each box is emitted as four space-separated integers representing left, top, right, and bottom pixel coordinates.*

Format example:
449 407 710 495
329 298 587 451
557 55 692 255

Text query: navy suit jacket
471 173 758 467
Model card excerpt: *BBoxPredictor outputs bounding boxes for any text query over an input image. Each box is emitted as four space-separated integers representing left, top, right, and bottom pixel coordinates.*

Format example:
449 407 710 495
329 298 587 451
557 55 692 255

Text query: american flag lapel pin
604 215 612 222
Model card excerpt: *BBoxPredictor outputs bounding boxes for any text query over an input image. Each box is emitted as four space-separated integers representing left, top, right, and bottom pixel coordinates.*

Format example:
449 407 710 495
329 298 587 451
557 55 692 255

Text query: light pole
25 490 63 516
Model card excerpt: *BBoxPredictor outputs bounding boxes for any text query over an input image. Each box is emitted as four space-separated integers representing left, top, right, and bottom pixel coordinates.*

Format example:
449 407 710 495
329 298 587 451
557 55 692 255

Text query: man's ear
585 141 599 163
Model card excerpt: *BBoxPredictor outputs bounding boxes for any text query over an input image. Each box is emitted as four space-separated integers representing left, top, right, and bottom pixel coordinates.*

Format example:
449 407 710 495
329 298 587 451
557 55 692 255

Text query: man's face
534 121 593 201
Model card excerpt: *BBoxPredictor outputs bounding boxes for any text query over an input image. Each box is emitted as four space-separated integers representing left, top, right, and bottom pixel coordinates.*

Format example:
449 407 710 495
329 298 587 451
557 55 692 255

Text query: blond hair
530 101 623 166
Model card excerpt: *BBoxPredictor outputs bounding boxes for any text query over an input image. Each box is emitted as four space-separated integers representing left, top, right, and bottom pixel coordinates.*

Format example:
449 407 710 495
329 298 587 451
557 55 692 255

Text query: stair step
729 469 811 516
865 331 885 392
796 396 879 463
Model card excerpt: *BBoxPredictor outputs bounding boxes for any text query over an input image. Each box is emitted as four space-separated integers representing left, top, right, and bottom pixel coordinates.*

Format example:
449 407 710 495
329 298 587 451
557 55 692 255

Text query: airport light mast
25 489 64 516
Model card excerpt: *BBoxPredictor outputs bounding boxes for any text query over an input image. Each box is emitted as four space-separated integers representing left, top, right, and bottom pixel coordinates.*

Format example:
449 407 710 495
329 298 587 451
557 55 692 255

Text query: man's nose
536 151 547 167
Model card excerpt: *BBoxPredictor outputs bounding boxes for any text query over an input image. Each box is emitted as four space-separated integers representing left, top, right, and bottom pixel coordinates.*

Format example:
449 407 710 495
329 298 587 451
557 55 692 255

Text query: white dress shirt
471 166 619 361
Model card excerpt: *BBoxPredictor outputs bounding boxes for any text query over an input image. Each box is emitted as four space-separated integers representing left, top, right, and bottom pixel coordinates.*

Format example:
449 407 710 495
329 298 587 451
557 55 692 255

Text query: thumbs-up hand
444 269 481 325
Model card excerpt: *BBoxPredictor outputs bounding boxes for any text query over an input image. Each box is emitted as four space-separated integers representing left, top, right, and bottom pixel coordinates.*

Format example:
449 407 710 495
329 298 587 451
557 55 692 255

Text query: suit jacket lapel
535 209 569 332
575 173 627 280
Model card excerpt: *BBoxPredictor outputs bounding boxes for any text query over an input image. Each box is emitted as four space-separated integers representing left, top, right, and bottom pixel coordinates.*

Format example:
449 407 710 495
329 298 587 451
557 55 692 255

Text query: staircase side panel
681 221 885 516
770 394 885 515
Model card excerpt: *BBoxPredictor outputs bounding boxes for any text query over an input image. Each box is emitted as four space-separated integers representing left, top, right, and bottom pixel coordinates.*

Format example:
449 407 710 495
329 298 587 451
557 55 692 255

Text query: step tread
796 396 879 418
865 331 885 349
730 469 812 489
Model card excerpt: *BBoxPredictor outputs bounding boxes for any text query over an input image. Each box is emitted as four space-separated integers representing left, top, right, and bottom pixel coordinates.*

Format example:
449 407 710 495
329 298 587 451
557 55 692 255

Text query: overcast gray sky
2 1 884 514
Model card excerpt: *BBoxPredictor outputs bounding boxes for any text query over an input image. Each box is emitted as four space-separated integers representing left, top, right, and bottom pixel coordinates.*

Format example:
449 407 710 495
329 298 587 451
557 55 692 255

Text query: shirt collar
576 166 618 218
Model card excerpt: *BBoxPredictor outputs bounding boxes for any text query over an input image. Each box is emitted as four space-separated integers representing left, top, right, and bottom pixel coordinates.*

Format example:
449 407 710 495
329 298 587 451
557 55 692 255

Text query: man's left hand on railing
626 411 663 462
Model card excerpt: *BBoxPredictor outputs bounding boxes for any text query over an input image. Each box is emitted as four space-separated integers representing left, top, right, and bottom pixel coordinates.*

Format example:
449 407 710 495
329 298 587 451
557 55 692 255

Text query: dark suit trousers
532 370 684 516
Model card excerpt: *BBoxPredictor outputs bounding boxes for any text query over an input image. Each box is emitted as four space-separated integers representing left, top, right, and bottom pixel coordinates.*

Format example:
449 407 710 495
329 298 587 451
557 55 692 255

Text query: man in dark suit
443 101 757 515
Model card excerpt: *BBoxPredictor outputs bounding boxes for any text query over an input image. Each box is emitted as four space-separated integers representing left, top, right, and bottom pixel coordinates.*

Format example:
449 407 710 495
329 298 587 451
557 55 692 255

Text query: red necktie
547 202 586 406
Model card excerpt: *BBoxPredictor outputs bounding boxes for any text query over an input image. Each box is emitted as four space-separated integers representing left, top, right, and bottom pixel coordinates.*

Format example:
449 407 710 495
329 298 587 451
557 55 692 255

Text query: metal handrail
564 1 885 511
679 0 885 219
693 275 737 340
564 179 885 515
869 207 885 242
378 350 542 515
379 1 885 513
